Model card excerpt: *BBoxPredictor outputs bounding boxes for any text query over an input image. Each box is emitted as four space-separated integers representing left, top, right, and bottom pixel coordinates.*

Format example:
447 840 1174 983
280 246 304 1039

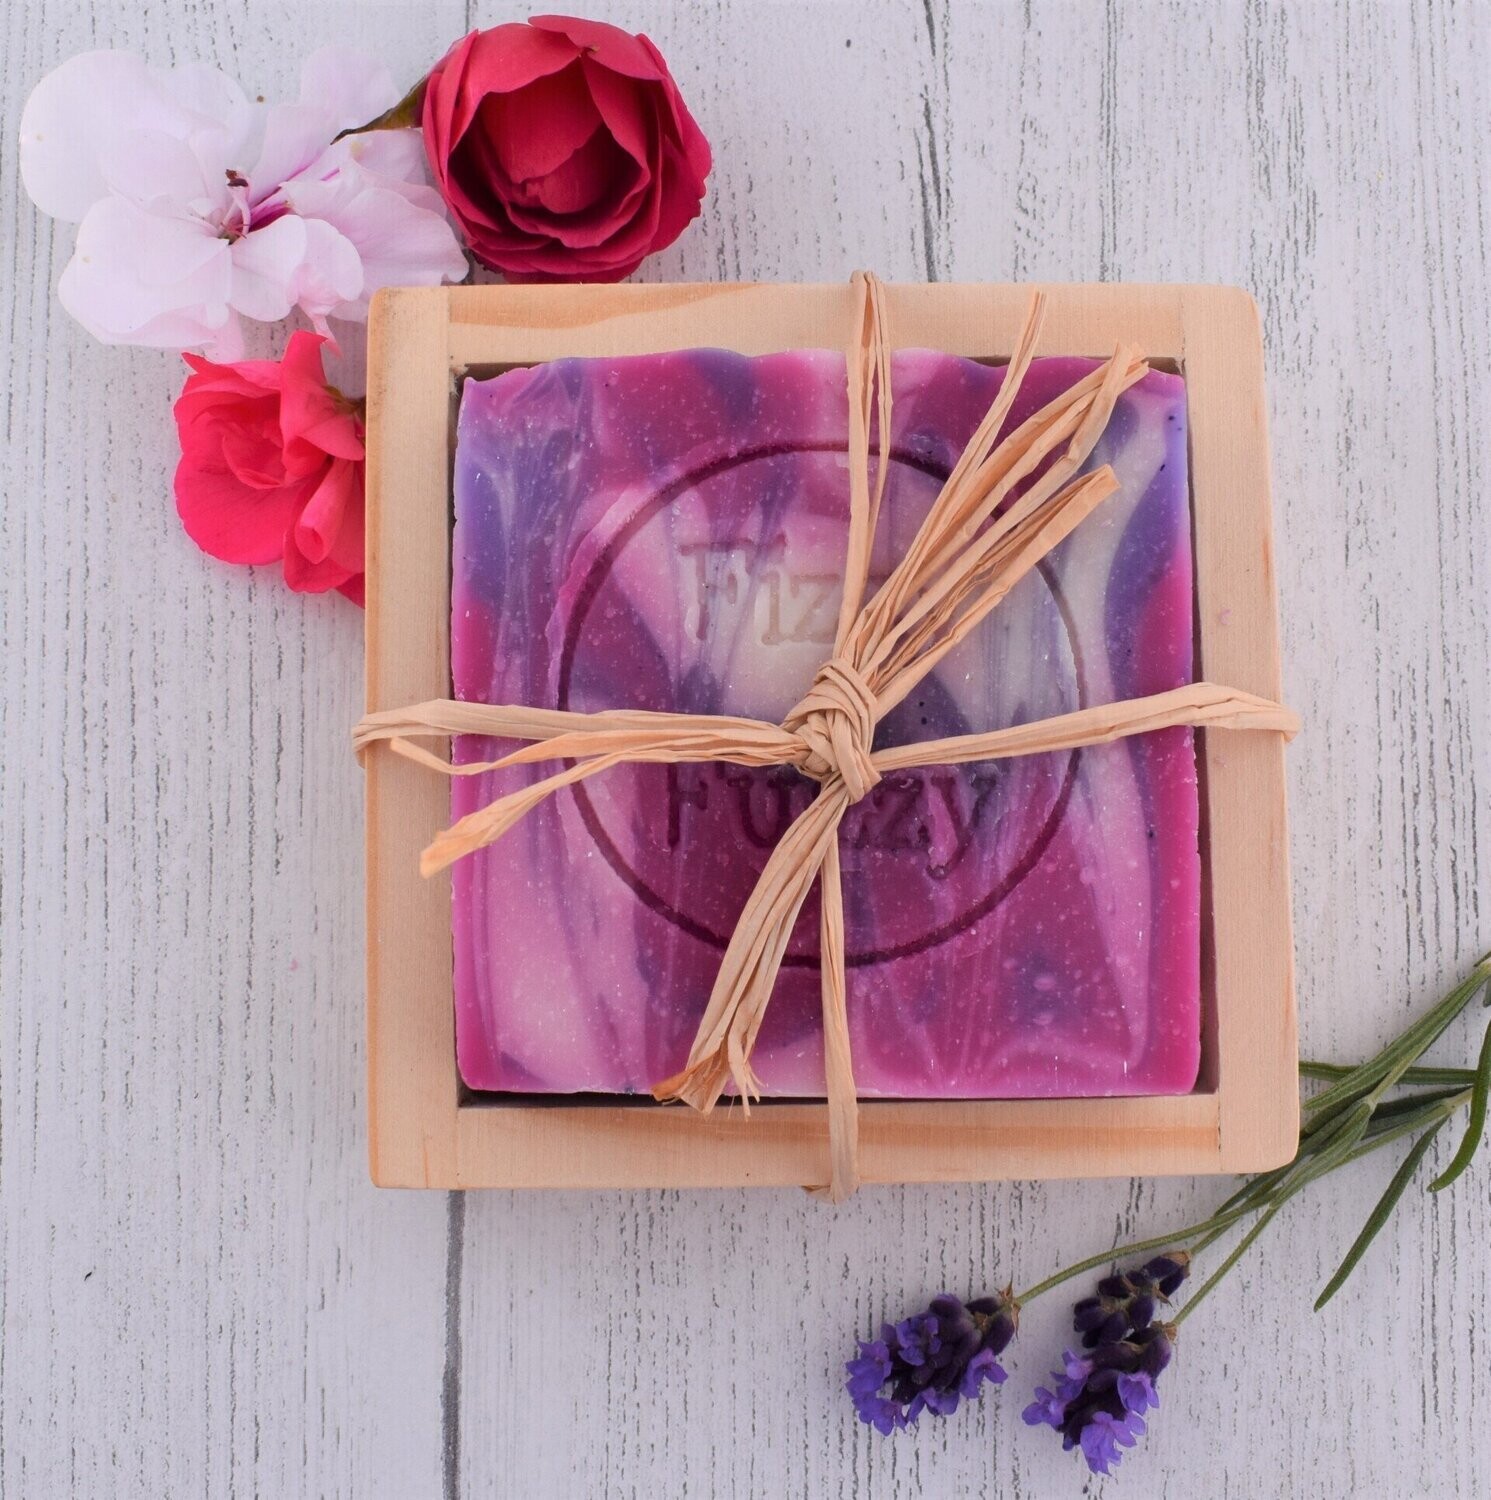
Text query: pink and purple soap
449 347 1199 1099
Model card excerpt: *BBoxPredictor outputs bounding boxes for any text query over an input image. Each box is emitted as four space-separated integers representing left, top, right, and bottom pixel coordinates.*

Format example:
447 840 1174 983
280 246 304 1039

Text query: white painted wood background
3 1 1488 1495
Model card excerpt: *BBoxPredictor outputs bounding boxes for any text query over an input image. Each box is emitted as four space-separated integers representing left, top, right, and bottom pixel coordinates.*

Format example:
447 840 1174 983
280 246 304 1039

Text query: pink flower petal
292 219 364 325
645 136 710 256
297 48 401 136
502 135 647 245
326 473 365 574
338 128 429 185
480 63 602 183
228 209 366 334
177 350 284 398
577 63 653 172
166 61 257 151
218 422 289 489
280 157 465 319
448 27 576 120
529 16 667 82
228 215 309 322
97 128 216 215
175 459 310 566
199 315 247 362
278 332 364 465
251 52 399 195
421 33 477 169
251 102 343 201
282 463 363 593
292 456 361 564
527 129 632 215
58 196 233 347
640 37 713 182
20 51 253 223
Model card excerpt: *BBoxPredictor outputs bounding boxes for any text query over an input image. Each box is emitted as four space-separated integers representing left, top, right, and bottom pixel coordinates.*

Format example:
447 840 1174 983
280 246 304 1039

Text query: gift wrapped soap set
358 280 1298 1193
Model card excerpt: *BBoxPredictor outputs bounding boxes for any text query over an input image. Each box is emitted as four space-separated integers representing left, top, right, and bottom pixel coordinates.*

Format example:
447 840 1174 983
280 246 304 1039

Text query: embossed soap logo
556 444 1087 964
681 536 841 647
664 763 1005 877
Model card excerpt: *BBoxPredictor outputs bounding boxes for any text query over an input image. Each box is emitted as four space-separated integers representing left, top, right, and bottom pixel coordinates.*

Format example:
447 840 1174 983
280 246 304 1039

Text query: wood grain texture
3 1 1488 1496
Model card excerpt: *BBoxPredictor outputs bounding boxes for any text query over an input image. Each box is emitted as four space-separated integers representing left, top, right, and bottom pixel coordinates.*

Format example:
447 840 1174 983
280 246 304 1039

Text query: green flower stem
1363 1085 1469 1126
1013 1205 1260 1304
1175 1092 1441 1317
1186 1217 1242 1258
1209 1160 1291 1219
1189 1093 1467 1259
1015 1099 1436 1304
1172 1199 1286 1324
1429 1015 1491 1190
1213 1094 1374 1221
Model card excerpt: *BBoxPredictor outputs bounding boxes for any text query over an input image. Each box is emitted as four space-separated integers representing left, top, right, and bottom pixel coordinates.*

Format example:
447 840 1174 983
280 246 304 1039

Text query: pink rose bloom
421 16 711 281
173 332 366 604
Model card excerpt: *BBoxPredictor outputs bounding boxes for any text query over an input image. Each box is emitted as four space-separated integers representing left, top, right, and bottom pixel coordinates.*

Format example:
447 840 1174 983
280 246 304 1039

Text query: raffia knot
782 657 881 803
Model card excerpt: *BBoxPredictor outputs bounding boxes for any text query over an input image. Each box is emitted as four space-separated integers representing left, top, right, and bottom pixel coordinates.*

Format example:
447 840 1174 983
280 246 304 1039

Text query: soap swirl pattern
450 349 1197 1099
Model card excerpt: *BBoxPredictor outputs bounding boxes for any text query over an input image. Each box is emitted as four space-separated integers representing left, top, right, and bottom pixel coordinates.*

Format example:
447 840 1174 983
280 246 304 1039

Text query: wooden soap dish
362 281 1297 1190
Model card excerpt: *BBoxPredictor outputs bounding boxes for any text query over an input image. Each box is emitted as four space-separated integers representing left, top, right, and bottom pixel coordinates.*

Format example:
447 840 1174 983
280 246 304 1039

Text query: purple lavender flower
1023 1254 1187 1475
1117 1371 1159 1416
1072 1252 1189 1348
1079 1409 1146 1476
847 1291 1017 1433
1024 1348 1092 1432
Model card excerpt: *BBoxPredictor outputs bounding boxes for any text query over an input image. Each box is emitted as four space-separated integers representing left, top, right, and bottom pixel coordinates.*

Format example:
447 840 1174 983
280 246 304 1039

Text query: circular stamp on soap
557 441 1086 966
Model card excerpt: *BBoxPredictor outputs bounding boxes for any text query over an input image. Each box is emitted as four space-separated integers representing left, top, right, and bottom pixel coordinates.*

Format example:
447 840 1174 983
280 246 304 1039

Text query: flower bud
1142 1252 1191 1298
1128 1292 1157 1332
1134 1324 1175 1378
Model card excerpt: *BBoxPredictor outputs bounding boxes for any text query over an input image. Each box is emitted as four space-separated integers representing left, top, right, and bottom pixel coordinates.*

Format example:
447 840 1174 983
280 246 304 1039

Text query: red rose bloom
173 332 366 604
420 15 711 282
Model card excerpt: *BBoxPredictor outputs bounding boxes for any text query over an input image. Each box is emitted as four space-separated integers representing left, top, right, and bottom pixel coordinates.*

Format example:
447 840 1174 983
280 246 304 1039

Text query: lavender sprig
847 951 1491 1475
1022 1255 1186 1474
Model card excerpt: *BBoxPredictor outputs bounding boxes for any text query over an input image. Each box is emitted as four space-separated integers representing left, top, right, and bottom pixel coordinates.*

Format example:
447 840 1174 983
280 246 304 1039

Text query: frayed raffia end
652 1035 764 1113
353 273 1299 1201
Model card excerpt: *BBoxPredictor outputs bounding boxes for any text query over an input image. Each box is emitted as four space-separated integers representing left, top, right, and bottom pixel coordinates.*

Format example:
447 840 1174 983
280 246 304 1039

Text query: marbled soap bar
450 347 1199 1099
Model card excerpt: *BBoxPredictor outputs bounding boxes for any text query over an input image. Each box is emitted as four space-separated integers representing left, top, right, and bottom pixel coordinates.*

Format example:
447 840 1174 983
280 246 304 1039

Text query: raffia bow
355 274 1299 1201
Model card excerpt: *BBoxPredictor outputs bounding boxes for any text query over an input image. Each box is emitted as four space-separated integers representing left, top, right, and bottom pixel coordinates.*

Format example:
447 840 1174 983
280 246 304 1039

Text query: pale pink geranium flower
19 48 467 356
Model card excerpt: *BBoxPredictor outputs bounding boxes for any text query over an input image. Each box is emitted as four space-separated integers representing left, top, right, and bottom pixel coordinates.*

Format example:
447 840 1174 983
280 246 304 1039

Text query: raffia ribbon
355 274 1299 1202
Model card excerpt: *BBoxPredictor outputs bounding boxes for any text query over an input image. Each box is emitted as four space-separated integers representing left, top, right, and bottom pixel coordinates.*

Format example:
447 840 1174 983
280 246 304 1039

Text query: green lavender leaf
1300 1061 1476 1088
1306 963 1490 1115
1315 1122 1447 1310
1428 1017 1491 1191
1346 1095 1465 1161
1366 1085 1472 1128
1214 1097 1378 1221
1209 1164 1288 1220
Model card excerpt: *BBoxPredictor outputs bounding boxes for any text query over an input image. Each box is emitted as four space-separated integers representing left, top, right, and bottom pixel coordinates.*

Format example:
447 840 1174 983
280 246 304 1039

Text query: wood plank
364 286 461 1189
1182 284 1300 1169
0 3 458 1496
